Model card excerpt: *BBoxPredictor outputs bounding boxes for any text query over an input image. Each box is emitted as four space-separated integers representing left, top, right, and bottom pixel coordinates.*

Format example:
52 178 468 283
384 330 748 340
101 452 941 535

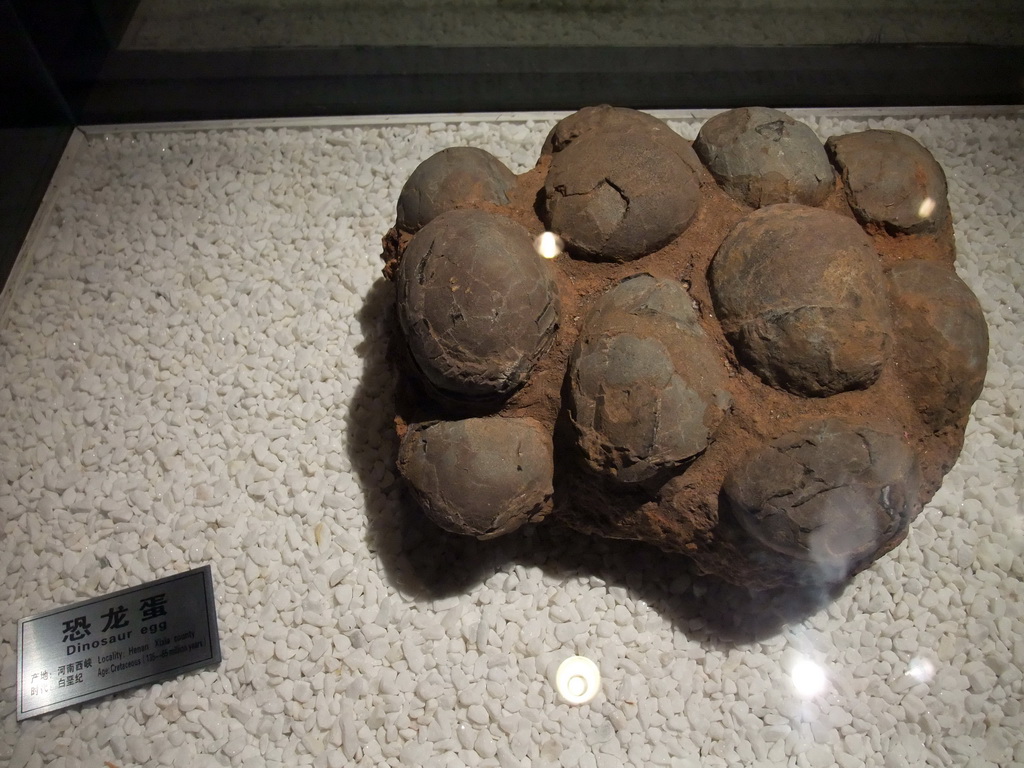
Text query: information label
17 565 220 720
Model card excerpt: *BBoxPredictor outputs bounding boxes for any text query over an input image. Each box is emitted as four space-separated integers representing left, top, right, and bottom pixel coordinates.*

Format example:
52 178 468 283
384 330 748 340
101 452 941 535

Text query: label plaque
17 565 221 720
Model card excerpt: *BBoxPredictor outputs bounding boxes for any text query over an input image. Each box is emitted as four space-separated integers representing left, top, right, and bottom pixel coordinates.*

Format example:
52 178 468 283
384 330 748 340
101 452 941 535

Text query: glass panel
2 104 1022 766
118 0 1024 51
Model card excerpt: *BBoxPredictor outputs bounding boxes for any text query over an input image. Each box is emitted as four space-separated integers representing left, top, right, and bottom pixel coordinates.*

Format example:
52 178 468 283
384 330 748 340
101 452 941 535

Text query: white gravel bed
1 110 1022 768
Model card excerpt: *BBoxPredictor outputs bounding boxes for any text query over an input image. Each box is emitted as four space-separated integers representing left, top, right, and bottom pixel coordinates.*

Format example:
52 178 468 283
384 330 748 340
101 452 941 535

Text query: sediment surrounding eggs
386 105 989 592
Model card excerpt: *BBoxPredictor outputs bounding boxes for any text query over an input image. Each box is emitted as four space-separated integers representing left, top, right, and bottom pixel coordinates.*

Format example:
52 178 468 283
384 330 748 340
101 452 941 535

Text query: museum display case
1 2 1022 766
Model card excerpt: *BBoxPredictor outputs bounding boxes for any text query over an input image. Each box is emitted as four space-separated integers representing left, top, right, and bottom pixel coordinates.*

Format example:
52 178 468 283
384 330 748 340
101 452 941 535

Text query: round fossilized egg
542 120 701 262
569 274 731 483
888 260 989 431
396 146 517 233
541 105 700 170
693 106 834 207
397 416 554 539
709 204 891 397
396 209 560 404
826 129 950 234
722 419 921 574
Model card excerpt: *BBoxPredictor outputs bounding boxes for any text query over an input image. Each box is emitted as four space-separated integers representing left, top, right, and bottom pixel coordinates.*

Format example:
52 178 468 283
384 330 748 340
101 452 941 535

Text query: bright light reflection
555 655 601 705
534 231 564 259
791 658 828 698
918 197 936 218
907 656 936 683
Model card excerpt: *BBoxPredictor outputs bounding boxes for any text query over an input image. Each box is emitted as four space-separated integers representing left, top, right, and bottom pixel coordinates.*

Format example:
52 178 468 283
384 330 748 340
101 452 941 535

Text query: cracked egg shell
397 209 560 404
722 419 921 572
541 106 701 173
709 204 891 397
888 260 989 432
398 417 554 539
543 126 700 262
569 274 731 483
826 129 950 234
396 146 517 233
693 106 834 208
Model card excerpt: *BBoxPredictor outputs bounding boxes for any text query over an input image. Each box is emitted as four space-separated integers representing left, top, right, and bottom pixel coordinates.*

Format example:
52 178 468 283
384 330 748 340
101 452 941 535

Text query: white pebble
475 730 497 759
178 691 200 712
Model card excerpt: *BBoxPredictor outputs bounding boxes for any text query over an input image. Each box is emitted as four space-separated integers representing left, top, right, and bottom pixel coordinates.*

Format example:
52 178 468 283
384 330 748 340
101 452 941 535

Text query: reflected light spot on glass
567 675 587 697
918 197 936 218
555 655 600 705
534 231 564 259
791 658 828 698
907 656 936 683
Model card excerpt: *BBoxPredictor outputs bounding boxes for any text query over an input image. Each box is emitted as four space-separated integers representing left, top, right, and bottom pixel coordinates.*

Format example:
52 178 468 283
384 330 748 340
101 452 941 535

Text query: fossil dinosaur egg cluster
380 105 988 589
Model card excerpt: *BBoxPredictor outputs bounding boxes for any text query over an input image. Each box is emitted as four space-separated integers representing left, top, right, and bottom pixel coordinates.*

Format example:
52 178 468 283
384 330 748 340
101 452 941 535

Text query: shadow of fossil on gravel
345 276 841 648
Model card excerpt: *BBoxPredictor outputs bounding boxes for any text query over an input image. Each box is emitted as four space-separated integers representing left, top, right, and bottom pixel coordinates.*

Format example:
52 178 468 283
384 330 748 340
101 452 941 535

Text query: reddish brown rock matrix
380 106 988 590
